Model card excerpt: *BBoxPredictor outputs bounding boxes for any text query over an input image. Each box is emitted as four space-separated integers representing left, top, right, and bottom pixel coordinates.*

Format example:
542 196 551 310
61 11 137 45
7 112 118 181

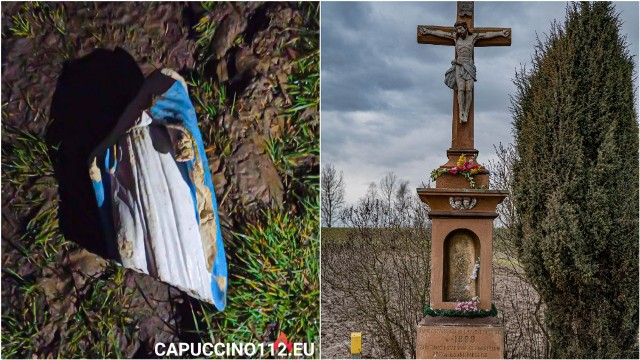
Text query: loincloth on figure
444 61 477 90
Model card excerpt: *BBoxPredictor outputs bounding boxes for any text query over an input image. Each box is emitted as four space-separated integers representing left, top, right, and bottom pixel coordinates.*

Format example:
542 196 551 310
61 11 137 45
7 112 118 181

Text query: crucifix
415 3 511 357
418 1 511 163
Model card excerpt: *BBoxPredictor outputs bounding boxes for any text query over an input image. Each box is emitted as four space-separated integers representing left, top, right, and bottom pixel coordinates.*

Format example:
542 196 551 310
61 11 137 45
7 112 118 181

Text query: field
321 227 548 359
1 3 318 357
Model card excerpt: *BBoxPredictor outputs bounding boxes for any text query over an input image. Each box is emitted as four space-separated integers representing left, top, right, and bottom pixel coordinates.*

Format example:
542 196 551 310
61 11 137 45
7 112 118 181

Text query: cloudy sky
320 1 640 205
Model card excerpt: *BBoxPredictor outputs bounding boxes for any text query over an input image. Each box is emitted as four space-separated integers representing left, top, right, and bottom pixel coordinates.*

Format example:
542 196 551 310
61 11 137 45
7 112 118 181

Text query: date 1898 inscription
416 326 504 359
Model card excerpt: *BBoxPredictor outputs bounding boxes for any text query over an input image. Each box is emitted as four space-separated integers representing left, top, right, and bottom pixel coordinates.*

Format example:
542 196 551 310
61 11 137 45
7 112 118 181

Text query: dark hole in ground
133 344 151 359
177 67 197 84
226 50 254 101
47 47 143 260
175 295 211 344
199 4 271 98
182 2 207 41
243 5 271 45
225 4 272 99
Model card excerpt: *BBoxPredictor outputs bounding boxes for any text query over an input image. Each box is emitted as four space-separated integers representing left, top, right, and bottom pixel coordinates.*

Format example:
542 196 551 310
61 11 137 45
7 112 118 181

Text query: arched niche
443 229 480 302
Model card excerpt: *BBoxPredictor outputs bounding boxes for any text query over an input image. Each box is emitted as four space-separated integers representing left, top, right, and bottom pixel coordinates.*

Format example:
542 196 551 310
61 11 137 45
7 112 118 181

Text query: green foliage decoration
423 303 498 318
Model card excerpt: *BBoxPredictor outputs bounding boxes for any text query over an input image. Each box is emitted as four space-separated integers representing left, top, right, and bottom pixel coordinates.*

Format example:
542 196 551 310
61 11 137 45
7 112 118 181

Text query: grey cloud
321 1 639 204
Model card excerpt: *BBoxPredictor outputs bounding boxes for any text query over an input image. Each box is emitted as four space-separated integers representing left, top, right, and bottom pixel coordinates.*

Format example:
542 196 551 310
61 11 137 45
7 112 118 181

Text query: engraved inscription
416 326 504 359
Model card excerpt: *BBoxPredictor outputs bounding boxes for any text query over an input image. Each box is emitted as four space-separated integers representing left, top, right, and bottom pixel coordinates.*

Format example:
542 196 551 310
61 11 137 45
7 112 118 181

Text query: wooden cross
417 1 511 159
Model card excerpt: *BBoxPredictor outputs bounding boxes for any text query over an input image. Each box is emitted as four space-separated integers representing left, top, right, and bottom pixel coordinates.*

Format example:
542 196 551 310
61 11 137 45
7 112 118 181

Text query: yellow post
351 332 362 358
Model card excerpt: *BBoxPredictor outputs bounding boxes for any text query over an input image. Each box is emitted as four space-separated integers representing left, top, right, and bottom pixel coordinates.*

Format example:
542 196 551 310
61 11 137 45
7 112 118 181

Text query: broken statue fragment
49 49 227 310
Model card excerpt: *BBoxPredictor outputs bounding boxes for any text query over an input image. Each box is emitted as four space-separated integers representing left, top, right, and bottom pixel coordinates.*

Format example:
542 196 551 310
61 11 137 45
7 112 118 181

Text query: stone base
435 147 490 189
443 148 479 168
416 316 504 359
442 148 493 168
435 171 489 189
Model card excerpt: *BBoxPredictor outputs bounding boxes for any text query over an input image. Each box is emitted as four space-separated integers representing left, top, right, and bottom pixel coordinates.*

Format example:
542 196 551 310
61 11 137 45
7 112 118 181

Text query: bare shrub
321 163 345 227
322 185 430 358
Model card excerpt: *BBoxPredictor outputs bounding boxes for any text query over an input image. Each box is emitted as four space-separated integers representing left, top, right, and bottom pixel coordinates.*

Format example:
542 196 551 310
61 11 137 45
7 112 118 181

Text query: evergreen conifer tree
511 2 638 357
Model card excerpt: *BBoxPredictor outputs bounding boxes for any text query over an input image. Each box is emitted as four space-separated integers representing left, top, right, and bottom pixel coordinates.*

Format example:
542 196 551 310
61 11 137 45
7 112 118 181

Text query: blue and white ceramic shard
89 69 227 310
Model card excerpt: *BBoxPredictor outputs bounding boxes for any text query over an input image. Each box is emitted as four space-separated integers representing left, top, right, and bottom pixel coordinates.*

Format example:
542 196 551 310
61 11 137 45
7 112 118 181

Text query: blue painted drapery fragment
89 69 227 310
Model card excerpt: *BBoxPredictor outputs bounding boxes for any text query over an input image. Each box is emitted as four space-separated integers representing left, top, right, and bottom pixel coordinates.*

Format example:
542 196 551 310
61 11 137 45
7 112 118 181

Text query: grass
3 262 137 359
2 2 150 357
9 13 34 38
59 265 137 358
0 156 139 358
2 2 319 358
322 227 428 250
186 2 320 350
1 126 55 186
1 172 143 358
321 227 351 242
6 3 67 39
0 270 48 358
188 76 235 159
1 124 64 357
192 209 319 345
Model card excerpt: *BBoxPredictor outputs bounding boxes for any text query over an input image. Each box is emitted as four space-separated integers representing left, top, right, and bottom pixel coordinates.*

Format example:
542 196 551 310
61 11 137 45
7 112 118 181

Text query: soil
321 259 548 359
1 2 317 357
321 284 388 359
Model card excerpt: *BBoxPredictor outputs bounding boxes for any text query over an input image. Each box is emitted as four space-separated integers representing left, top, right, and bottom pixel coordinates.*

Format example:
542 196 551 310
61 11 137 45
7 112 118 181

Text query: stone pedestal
416 316 504 359
415 163 507 358
415 3 512 356
417 188 506 310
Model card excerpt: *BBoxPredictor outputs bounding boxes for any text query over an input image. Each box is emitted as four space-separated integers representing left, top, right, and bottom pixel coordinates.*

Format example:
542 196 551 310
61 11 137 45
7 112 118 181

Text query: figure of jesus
421 21 510 123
